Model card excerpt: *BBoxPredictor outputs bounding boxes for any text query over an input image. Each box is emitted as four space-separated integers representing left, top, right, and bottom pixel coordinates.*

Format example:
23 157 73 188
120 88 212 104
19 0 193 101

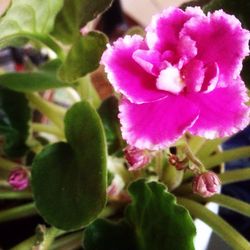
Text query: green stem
155 150 163 178
181 143 206 173
207 194 250 217
76 75 101 108
12 227 63 250
26 93 66 129
0 191 32 200
203 146 250 169
174 182 192 195
0 156 18 171
218 168 250 185
31 122 64 138
11 235 36 250
39 227 62 250
0 203 37 223
178 198 250 250
50 232 83 250
188 193 250 218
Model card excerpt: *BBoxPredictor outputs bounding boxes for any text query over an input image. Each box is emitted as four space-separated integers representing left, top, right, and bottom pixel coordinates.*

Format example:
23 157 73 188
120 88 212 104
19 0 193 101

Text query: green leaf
203 0 250 30
31 101 107 230
58 31 108 82
126 180 196 250
84 180 196 250
0 0 63 47
0 59 71 92
84 219 137 250
52 0 113 44
0 88 31 157
98 96 124 155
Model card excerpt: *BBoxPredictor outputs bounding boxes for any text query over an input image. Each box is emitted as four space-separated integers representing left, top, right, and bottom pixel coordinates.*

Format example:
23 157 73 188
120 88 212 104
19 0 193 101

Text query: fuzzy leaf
0 59 71 92
84 219 137 250
0 0 63 47
0 88 31 157
59 31 108 82
52 0 113 44
84 180 196 250
31 101 107 230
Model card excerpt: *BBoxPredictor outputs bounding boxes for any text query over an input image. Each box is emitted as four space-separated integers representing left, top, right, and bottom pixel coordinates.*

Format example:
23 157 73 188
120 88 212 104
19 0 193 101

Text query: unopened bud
124 145 151 171
8 167 29 190
192 171 221 197
168 154 187 170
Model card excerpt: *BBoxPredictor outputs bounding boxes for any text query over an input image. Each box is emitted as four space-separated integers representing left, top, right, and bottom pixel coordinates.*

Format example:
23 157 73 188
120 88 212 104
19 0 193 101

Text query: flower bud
8 167 29 190
168 154 187 170
192 171 221 197
124 145 151 171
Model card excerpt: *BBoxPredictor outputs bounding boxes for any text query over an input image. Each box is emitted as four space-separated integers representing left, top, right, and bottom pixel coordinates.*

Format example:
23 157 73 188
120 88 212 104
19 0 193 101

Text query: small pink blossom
192 171 221 197
8 167 29 190
124 145 151 171
101 7 250 150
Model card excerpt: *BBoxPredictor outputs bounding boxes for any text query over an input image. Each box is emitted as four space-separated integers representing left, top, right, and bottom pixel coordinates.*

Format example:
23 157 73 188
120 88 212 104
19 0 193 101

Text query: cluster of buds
8 166 30 190
168 153 220 197
124 145 152 171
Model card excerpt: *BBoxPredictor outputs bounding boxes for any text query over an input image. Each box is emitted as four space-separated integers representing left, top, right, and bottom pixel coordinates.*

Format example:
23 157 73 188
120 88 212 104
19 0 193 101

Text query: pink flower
8 167 29 190
101 7 250 150
192 171 221 197
124 145 151 171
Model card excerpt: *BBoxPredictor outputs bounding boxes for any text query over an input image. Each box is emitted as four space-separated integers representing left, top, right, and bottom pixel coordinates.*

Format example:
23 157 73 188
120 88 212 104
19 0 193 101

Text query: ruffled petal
132 49 161 76
181 59 205 92
180 10 250 83
188 78 249 138
146 7 203 55
101 35 167 104
119 96 199 150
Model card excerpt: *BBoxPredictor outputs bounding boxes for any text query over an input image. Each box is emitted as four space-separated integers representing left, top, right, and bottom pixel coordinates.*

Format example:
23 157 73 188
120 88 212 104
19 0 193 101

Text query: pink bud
124 145 151 171
168 154 187 170
192 171 221 197
8 167 29 190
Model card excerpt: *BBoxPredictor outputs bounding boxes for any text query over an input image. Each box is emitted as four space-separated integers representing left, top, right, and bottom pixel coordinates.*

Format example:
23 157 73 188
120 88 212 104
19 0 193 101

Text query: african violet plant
0 0 250 249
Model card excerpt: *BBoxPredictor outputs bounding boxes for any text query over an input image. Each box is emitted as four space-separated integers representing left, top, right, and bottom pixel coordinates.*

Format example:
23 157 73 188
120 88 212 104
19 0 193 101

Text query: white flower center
156 66 185 94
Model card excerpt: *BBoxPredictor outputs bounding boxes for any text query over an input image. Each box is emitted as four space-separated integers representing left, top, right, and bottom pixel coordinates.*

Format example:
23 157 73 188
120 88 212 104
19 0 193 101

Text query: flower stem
187 193 250 218
181 143 206 173
203 146 250 169
31 122 64 138
11 227 63 250
26 93 66 129
0 191 32 200
178 198 250 250
0 203 37 223
50 232 83 250
0 156 18 171
155 150 163 178
76 75 101 108
39 227 62 250
207 194 250 217
184 146 250 181
218 168 250 185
